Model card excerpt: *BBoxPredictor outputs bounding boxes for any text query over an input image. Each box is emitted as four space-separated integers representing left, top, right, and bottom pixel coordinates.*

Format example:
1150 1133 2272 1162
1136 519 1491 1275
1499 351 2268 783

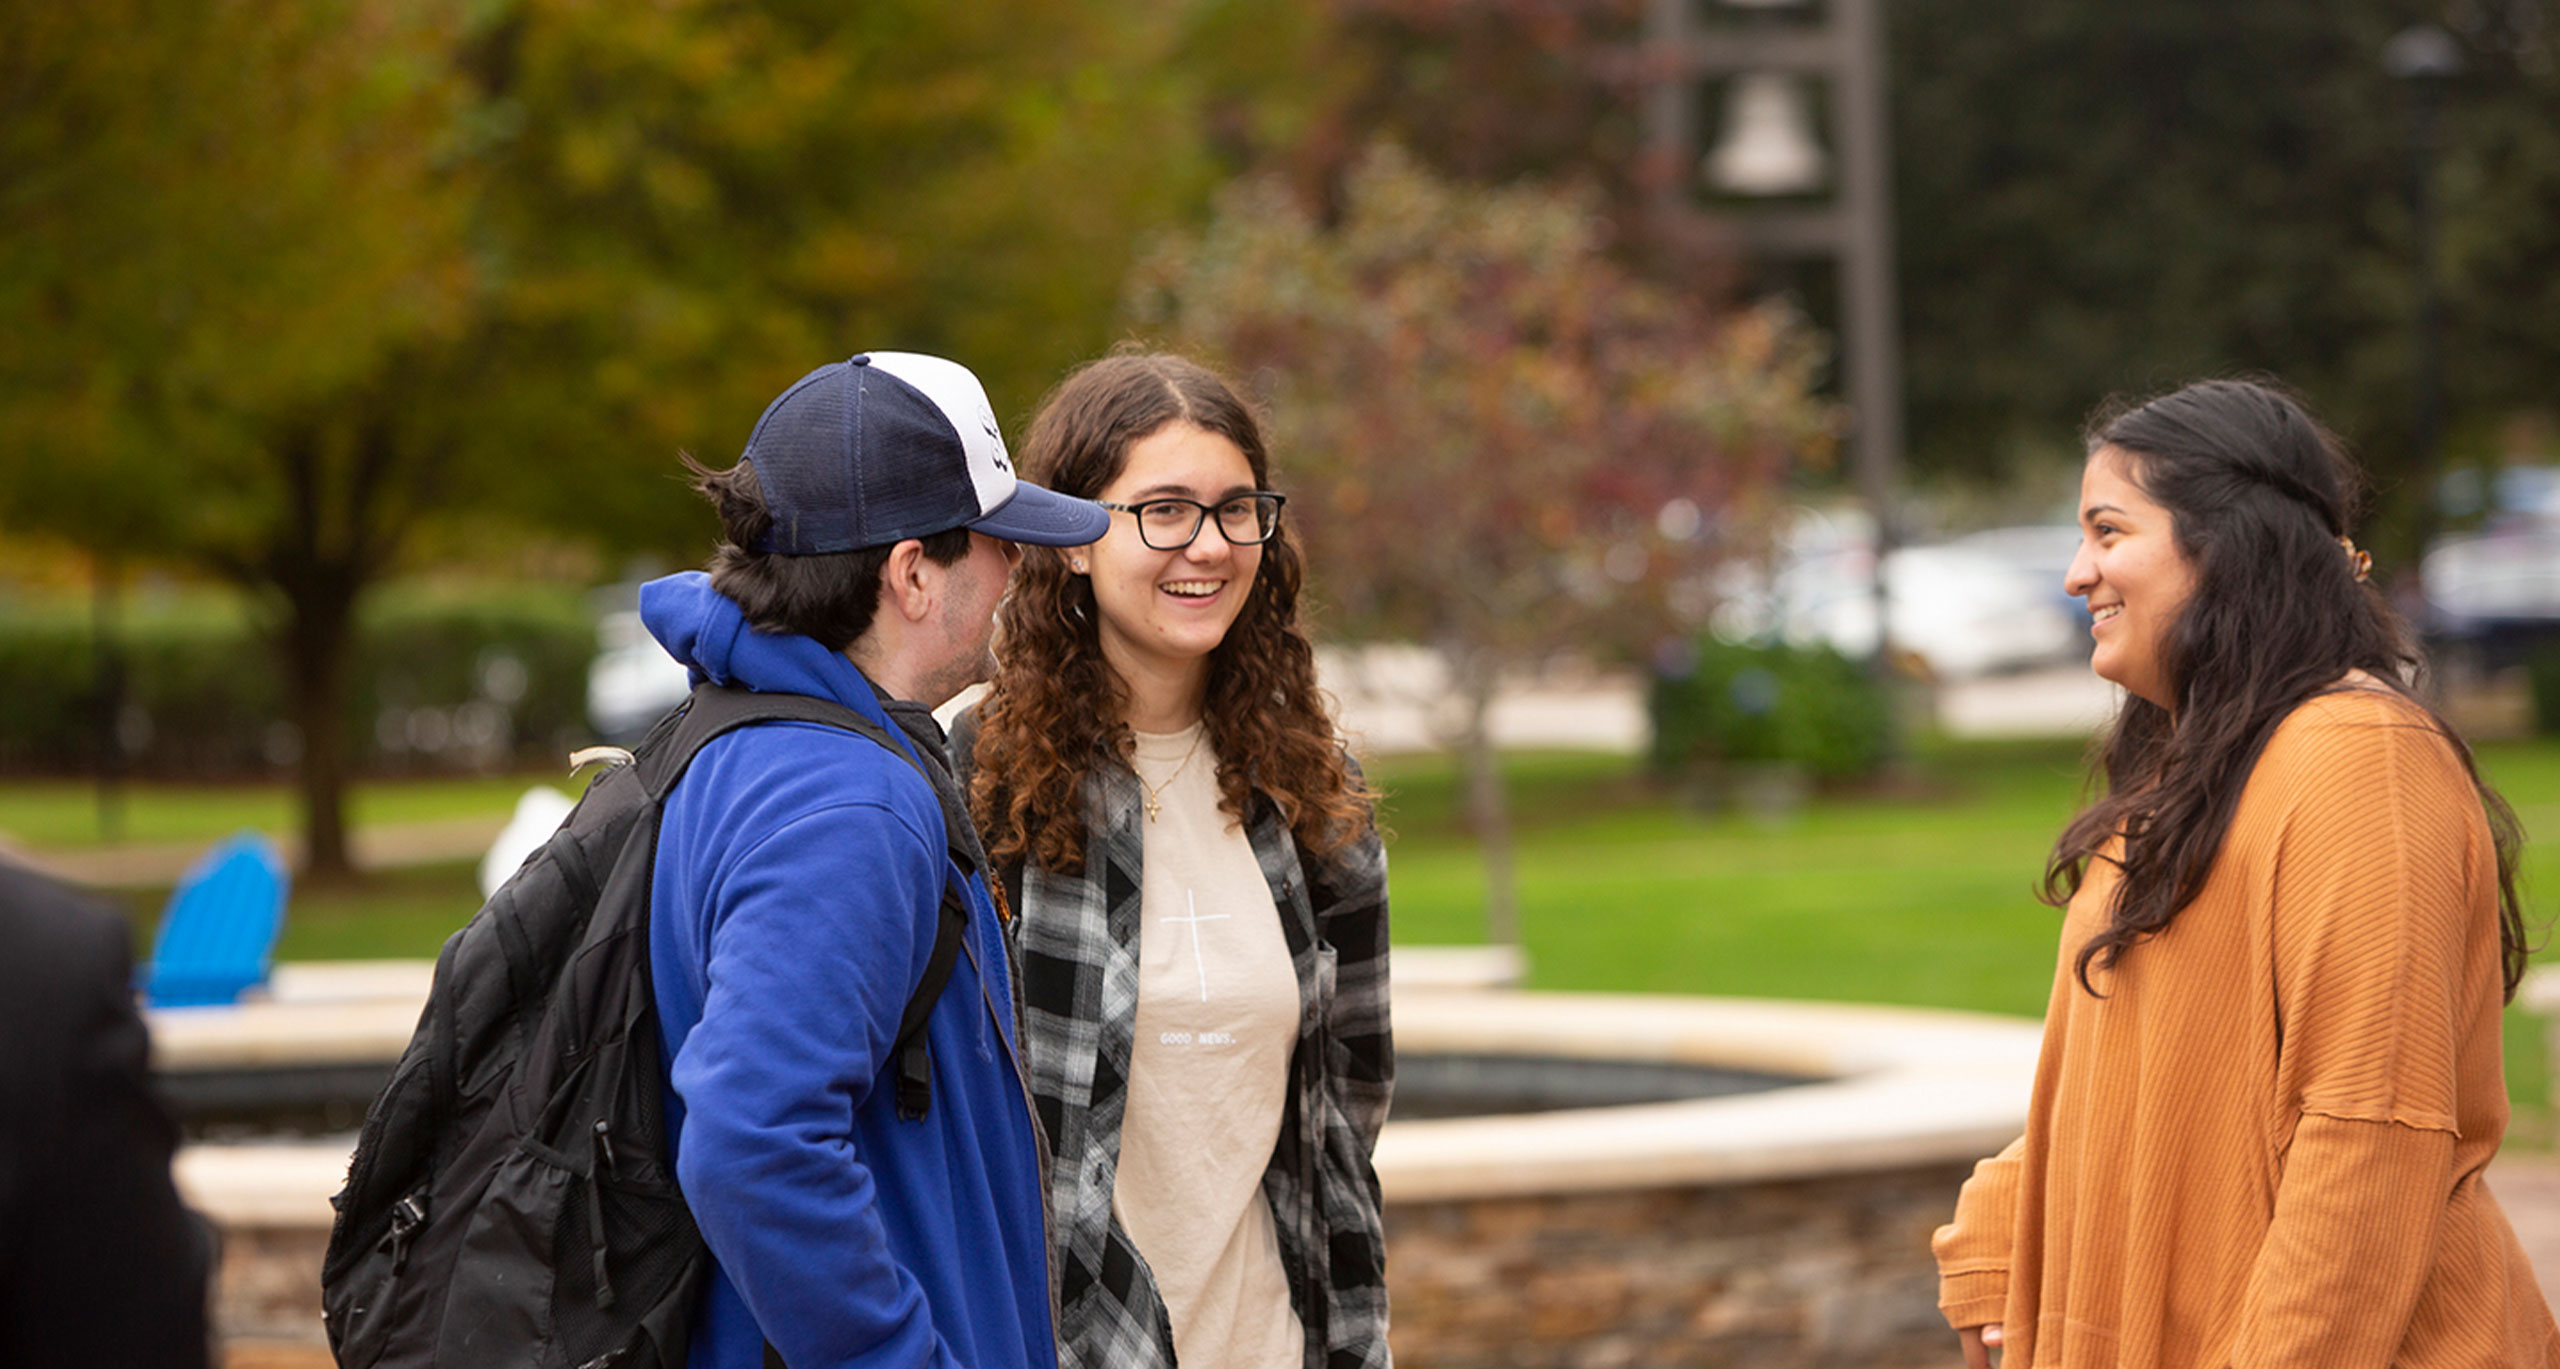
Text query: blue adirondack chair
141 831 289 1008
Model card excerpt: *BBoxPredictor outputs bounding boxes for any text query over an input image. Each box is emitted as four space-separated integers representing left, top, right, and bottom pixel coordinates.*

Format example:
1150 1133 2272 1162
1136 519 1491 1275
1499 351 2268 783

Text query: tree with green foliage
1889 0 2560 542
2 0 1230 877
452 0 1233 548
1207 1 2560 552
1131 144 1834 939
2 0 482 878
1944 4 2551 511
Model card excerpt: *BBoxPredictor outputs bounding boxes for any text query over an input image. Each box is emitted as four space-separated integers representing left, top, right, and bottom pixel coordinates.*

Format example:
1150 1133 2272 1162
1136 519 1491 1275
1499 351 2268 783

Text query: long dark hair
2043 378 2530 999
967 351 1374 875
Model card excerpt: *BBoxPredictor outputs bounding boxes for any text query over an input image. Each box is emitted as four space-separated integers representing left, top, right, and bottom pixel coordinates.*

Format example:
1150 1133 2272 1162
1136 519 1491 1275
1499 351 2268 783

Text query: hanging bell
1704 71 1828 196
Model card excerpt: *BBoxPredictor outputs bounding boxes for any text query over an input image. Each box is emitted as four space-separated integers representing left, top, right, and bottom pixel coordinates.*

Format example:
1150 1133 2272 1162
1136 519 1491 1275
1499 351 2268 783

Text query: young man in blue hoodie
640 352 1107 1369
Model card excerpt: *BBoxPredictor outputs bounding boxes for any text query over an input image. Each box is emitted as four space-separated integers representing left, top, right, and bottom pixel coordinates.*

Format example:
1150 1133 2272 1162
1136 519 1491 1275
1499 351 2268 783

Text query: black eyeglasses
1095 492 1287 551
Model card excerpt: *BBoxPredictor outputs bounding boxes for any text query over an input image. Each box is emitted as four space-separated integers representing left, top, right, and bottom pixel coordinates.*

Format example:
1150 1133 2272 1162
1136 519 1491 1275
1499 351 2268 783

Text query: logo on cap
739 351 1105 553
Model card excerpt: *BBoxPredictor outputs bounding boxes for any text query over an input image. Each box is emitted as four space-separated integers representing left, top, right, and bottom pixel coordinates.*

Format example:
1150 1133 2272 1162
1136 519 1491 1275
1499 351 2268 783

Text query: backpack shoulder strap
893 885 970 1121
640 683 900 800
641 683 971 1122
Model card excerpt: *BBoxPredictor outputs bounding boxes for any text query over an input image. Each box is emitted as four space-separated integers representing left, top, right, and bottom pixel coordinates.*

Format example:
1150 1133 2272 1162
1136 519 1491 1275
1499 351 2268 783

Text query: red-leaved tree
1129 144 1836 941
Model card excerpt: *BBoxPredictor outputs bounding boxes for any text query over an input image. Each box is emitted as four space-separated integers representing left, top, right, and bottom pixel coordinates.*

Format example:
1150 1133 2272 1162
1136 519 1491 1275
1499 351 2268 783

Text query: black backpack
321 684 971 1369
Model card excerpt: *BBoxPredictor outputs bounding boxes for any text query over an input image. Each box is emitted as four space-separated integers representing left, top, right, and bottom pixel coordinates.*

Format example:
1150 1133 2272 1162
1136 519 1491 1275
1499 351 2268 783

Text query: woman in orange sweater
1934 378 2560 1368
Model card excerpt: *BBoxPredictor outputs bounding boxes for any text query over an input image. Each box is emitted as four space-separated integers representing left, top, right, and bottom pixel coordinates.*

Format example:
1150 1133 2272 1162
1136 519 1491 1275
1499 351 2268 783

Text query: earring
1071 559 1087 574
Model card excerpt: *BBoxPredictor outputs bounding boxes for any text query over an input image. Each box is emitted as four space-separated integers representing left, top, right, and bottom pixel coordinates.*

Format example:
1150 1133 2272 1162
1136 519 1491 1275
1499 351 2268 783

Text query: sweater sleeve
2228 702 2486 1366
2231 1115 2456 1367
1934 1134 2023 1330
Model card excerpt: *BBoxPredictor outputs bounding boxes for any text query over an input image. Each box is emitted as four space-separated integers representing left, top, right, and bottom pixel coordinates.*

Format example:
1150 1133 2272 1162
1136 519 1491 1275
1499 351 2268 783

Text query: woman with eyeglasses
955 352 1392 1369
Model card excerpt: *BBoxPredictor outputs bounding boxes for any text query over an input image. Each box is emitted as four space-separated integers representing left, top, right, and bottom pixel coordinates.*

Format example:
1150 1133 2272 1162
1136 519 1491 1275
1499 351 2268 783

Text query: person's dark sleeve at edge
0 857 212 1369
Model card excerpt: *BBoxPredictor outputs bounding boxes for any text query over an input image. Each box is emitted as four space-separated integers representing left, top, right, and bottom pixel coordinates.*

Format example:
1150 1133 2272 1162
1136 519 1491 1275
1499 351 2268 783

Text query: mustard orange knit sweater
1934 686 2560 1367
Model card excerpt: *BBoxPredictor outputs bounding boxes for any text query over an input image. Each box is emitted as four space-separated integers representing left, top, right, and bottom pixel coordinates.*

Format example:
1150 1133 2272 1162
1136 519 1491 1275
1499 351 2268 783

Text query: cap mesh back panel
749 374 855 553
853 375 974 542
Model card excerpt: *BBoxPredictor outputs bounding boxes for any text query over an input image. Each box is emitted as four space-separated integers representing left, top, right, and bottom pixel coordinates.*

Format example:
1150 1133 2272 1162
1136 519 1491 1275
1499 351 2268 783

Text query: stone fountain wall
203 1162 1971 1368
216 1226 333 1353
173 972 2034 1368
1384 1161 1968 1369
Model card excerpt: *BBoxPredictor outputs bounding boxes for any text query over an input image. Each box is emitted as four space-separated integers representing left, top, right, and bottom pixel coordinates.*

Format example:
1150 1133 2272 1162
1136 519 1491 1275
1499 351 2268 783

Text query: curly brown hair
968 351 1374 874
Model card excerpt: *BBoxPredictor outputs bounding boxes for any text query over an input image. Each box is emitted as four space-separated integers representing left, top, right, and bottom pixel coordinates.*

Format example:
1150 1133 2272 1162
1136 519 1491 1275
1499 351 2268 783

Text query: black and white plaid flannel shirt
959 722 1394 1369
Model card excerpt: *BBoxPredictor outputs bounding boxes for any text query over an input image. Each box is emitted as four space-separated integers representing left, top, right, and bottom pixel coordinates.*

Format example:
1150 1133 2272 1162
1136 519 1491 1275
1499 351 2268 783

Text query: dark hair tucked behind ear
2045 378 2531 1000
684 454 970 652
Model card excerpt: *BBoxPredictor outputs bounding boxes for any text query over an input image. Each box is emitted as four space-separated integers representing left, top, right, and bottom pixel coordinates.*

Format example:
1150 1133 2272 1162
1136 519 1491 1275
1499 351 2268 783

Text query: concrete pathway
1313 655 2123 755
5 815 505 891
2493 1152 2560 1312
16 657 2123 894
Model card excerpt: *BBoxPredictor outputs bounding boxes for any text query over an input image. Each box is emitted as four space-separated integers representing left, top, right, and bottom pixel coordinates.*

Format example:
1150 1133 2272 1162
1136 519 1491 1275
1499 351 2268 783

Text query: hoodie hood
639 571 878 712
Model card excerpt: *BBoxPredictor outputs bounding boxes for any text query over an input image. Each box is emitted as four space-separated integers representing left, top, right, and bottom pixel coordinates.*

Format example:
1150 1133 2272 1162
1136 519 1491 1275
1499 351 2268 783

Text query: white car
586 609 693 743
1711 512 2086 679
2424 529 2560 623
2420 526 2560 671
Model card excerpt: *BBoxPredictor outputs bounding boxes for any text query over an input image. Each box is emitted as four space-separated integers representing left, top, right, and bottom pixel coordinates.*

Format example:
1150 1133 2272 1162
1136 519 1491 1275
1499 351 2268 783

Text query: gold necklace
1135 728 1205 823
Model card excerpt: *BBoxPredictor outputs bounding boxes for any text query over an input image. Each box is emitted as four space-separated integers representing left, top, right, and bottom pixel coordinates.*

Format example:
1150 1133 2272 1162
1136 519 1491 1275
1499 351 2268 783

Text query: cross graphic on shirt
1160 889 1229 1003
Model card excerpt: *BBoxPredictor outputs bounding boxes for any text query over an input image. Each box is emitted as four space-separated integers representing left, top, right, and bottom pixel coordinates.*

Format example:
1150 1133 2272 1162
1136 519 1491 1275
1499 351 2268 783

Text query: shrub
357 587 598 775
1647 635 1891 783
0 584 599 778
2531 645 2560 738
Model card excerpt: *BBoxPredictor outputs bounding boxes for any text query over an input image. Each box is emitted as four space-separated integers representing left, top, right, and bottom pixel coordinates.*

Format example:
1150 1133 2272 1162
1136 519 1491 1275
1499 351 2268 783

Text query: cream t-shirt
1111 723 1306 1368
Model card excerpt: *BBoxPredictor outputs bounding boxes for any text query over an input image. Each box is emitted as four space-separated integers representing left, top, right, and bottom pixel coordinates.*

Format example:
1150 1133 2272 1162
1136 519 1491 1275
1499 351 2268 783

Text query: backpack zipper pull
383 1192 427 1275
588 1121 618 1309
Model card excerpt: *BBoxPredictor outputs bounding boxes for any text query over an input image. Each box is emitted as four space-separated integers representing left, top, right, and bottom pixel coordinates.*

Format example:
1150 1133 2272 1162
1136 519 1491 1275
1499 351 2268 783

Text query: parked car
586 609 692 743
2420 527 2560 673
1710 510 2087 680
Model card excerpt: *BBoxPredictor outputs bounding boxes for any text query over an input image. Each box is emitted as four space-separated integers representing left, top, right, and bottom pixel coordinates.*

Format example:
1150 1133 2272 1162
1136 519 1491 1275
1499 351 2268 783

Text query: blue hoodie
640 571 1053 1369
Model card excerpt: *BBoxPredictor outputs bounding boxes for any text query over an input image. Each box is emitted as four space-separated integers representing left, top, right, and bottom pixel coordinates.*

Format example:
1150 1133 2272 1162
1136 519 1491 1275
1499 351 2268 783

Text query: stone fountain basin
1378 989 2040 1202
161 952 2043 1363
163 957 2039 1216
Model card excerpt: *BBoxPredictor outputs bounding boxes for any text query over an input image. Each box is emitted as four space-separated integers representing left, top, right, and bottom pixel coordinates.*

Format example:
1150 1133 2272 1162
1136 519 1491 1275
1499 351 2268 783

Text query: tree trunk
1452 656 1520 947
92 557 126 844
260 408 405 887
279 570 360 883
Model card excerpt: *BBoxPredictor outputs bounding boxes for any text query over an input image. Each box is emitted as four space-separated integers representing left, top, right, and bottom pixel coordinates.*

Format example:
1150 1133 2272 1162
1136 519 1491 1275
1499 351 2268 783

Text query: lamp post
1642 0 1905 667
2384 24 2463 516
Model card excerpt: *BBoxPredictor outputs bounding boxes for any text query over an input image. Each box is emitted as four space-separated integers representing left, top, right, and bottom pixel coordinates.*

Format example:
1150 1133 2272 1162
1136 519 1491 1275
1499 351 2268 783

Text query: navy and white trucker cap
744 351 1108 552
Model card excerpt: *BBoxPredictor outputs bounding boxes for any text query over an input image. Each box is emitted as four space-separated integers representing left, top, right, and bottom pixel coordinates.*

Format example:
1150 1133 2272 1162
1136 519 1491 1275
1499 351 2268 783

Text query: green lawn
0 772 562 849
90 859 491 964
1373 735 2560 1127
22 731 2560 1124
30 738 2560 1004
1384 736 2560 1008
1377 741 2091 1018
